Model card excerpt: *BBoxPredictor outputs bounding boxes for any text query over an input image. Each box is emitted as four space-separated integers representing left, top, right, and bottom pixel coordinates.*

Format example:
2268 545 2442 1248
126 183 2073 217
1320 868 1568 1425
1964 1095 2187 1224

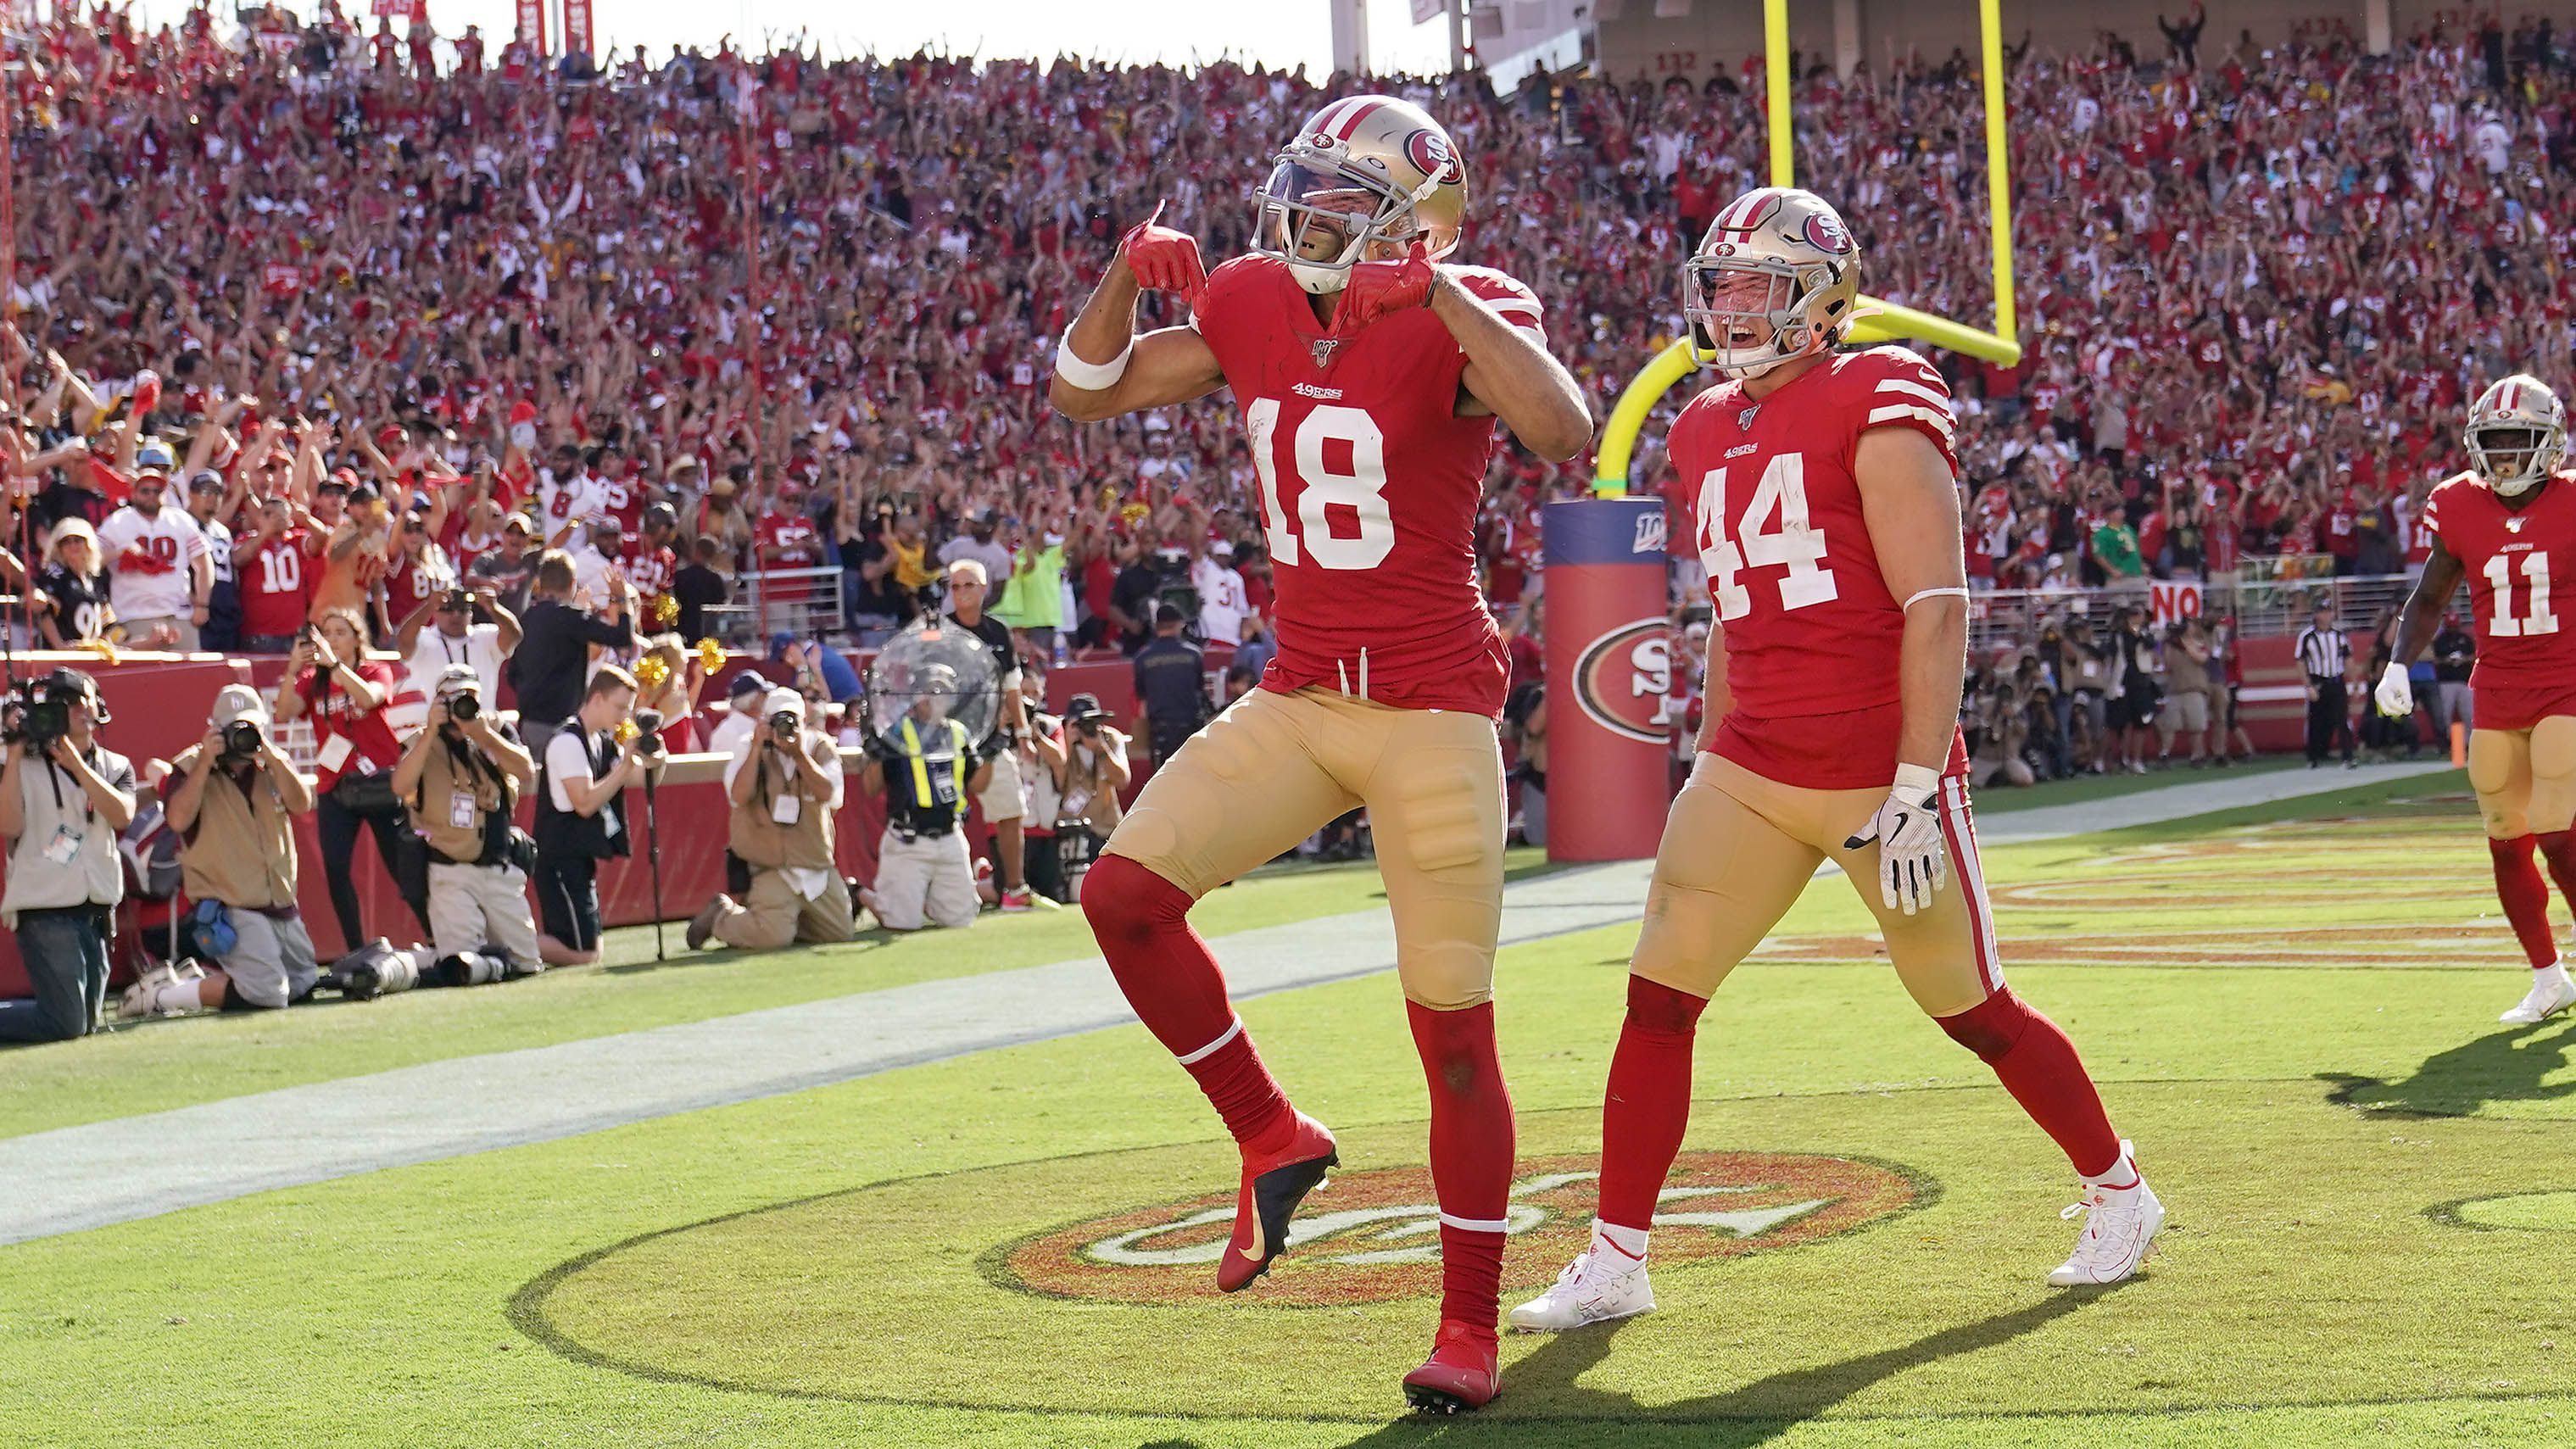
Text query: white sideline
0 760 2451 1246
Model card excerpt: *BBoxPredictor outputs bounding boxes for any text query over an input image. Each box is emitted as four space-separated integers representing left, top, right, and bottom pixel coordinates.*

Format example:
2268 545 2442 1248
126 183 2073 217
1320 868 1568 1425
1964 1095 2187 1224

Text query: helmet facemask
1254 158 1452 296
2468 420 2565 498
1682 254 1844 380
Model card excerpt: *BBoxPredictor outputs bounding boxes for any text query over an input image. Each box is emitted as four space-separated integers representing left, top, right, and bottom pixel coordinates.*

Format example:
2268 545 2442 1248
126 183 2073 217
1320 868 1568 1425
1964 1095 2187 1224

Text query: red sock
1596 977 1707 1237
2533 833 2576 949
1084 854 1290 1145
2490 834 2559 970
1408 1000 1514 1333
1938 988 2122 1179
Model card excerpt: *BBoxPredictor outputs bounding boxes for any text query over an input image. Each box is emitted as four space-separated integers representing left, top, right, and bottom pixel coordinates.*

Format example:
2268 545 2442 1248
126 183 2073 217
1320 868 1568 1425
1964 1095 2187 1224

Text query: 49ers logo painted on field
1570 616 1674 745
995 1151 1920 1307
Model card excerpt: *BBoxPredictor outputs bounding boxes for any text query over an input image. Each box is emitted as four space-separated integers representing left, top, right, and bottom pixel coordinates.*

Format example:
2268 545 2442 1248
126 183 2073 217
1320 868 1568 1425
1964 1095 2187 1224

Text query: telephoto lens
448 692 482 722
222 720 263 758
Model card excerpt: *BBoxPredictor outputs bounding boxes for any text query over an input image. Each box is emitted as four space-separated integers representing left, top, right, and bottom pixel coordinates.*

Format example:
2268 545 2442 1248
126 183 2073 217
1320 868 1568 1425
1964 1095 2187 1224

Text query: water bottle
1053 633 1071 669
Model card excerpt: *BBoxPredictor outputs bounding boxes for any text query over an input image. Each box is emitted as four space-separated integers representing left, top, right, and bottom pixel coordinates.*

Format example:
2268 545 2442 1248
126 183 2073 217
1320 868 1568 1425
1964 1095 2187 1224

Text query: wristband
1052 327 1134 391
1893 762 1943 798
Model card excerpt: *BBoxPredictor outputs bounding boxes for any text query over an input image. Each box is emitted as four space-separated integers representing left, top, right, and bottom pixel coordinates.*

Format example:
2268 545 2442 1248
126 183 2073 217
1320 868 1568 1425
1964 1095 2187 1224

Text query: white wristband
1053 327 1134 391
1893 762 1943 797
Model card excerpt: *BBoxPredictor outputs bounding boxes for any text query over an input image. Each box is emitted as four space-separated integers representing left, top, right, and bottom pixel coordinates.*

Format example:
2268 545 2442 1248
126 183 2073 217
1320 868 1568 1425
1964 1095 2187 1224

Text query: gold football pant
2467 717 2576 839
1632 751 2001 1019
1103 685 1505 1011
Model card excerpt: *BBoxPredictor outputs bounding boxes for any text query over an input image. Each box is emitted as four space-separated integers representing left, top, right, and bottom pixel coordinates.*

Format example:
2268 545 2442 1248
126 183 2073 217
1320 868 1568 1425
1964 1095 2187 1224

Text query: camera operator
0 670 136 1043
854 667 989 931
396 584 522 718
396 666 543 982
943 557 1034 911
122 687 318 1018
688 688 856 950
1030 693 1130 906
532 666 666 967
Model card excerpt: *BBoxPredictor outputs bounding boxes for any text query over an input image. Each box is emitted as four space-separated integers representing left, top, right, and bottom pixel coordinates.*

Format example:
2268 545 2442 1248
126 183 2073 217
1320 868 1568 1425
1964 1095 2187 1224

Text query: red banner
371 0 421 17
516 0 549 57
563 0 594 58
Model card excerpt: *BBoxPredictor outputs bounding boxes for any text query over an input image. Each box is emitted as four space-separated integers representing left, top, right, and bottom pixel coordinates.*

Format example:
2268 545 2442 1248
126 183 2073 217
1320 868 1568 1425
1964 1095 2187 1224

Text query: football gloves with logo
2372 661 2416 719
1118 200 1208 308
1329 240 1436 338
1843 763 1948 916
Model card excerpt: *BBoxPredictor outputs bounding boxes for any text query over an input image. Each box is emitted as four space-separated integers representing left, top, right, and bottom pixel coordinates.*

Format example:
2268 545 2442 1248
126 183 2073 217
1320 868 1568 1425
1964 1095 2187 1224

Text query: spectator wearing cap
394 582 522 735
34 518 114 648
937 508 1013 598
312 481 393 623
236 495 322 653
184 471 243 651
773 632 864 707
0 669 134 1042
1134 603 1212 767
1030 691 1130 906
466 514 541 616
708 671 772 758
853 672 987 932
378 494 458 642
943 557 1034 911
567 514 626 603
508 549 638 763
128 685 319 1017
95 442 212 649
689 688 857 950
396 664 543 981
1192 537 1250 654
274 605 432 952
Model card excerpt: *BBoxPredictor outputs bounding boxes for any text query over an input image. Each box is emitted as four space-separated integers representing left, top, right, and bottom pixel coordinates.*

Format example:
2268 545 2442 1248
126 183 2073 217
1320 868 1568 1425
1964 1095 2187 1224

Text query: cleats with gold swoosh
1215 1112 1338 1292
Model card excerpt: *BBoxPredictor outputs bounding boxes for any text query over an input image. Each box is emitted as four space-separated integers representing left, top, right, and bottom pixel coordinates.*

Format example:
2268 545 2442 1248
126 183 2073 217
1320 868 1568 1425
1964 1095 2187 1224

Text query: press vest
407 734 516 867
533 728 631 861
730 738 837 871
176 749 298 910
884 715 971 837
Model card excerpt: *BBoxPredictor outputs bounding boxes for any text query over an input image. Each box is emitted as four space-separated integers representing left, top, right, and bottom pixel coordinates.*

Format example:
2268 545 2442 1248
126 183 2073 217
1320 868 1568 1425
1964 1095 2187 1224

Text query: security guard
393 664 542 982
689 688 858 950
858 665 991 931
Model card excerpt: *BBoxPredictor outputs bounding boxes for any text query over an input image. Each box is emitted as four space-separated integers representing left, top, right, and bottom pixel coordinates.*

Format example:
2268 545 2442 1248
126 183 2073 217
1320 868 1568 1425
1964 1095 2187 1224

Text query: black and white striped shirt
2294 625 2350 679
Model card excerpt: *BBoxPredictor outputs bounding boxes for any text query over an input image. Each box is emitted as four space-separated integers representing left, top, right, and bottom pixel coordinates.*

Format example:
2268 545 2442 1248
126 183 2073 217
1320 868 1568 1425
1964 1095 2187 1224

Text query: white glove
1843 762 1949 917
2373 660 2416 719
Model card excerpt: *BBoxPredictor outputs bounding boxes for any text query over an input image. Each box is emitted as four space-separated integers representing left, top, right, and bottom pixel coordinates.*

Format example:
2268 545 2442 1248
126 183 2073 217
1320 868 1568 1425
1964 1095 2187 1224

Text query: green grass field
7 766 2574 1448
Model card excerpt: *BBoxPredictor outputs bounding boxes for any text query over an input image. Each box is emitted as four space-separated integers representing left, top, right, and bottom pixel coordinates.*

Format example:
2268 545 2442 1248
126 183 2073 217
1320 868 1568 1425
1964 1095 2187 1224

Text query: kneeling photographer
395 666 542 984
533 667 665 967
122 687 318 1019
0 670 137 1043
1030 693 1129 905
688 688 856 950
856 665 990 932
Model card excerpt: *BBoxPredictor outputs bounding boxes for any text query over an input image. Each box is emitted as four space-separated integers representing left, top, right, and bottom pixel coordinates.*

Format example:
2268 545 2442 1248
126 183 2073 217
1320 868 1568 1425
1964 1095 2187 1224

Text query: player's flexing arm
1048 204 1227 423
1333 248 1593 460
2374 532 2464 718
1841 425 1970 915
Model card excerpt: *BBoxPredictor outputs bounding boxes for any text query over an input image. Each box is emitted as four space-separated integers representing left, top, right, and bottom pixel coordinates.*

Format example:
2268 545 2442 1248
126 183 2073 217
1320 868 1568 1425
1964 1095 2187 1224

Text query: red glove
130 370 162 417
118 546 154 575
1118 201 1208 308
1328 242 1436 338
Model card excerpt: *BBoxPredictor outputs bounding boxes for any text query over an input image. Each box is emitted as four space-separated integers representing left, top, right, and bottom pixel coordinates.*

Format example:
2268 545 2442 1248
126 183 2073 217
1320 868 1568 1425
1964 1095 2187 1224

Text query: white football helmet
1252 95 1466 295
2465 375 2568 498
1681 187 1864 379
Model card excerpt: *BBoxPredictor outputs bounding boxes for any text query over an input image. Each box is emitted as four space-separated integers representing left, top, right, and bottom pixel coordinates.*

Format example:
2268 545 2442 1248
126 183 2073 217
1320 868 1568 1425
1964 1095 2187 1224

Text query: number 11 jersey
1670 345 1966 789
1191 253 1546 718
2424 470 2576 730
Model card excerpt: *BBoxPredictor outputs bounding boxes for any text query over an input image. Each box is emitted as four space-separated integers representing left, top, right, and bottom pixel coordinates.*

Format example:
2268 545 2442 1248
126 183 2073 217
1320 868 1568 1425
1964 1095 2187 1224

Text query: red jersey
1192 254 1542 716
240 530 318 638
2424 471 2576 729
624 542 679 605
756 511 822 567
1671 346 1969 789
298 660 404 792
384 547 455 627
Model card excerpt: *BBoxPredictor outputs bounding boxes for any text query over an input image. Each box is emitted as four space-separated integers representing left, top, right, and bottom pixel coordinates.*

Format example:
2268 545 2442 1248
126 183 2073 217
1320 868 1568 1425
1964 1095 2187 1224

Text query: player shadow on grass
2318 1016 2576 1119
1314 1292 2094 1447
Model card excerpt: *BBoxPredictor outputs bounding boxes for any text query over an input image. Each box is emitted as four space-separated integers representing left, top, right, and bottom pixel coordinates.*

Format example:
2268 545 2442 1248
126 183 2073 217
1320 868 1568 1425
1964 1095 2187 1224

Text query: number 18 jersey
1670 346 1966 789
1191 253 1547 718
2424 471 2576 729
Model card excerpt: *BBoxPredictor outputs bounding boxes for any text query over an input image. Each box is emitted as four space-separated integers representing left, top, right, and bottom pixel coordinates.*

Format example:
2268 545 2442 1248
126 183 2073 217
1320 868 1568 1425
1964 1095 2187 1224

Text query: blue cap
767 631 798 661
136 440 177 474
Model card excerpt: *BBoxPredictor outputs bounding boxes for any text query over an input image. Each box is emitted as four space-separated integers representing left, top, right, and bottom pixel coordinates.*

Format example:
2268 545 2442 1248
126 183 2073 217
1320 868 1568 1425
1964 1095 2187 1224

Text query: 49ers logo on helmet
1803 211 1854 255
1571 617 1674 745
1402 127 1462 185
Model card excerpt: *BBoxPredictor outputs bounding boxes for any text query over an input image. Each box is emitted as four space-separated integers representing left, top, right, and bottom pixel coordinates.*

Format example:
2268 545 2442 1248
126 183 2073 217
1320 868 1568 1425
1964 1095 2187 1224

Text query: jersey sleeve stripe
1866 403 1958 440
1481 298 1542 320
1873 377 1953 410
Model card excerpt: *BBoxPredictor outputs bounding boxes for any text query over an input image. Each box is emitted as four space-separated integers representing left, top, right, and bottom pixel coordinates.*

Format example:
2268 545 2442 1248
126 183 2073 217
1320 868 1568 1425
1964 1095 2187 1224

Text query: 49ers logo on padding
1571 617 1674 745
995 1151 1921 1307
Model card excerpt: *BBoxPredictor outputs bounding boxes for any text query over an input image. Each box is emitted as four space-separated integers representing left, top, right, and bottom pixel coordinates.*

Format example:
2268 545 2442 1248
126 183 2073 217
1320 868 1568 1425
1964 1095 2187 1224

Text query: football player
1048 95 1592 1413
1512 188 2161 1335
2376 376 2576 1024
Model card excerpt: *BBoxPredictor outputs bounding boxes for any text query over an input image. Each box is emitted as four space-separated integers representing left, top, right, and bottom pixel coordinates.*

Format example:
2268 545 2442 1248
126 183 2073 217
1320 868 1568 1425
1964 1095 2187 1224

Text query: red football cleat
1402 1318 1501 1414
1214 1112 1338 1292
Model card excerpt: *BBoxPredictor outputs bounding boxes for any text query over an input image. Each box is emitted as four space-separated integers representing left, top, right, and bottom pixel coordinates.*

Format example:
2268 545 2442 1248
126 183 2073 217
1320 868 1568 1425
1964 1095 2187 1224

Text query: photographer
854 669 988 931
122 687 318 1018
688 689 856 950
532 666 665 967
272 606 431 950
395 666 542 982
1030 693 1129 906
395 583 522 721
0 670 136 1043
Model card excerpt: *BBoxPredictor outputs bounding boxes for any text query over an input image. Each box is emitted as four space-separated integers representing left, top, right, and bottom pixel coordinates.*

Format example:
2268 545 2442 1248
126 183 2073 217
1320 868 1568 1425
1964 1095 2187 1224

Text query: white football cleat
2501 961 2576 1025
1508 1247 1654 1332
2049 1140 2164 1287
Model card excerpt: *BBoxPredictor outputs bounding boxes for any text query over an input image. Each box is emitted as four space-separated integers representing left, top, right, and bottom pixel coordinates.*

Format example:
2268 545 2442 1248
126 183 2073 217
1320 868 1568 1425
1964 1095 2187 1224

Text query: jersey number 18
1246 398 1395 571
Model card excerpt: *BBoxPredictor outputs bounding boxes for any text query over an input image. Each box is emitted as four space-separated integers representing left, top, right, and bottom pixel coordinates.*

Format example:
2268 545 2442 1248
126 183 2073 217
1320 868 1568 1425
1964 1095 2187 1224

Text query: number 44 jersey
2424 470 2576 730
1670 345 1969 789
1191 252 1547 719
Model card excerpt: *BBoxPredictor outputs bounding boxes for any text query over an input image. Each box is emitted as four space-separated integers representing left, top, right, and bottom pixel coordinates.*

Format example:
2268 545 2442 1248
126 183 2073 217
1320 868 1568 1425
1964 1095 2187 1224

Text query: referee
2296 601 2356 767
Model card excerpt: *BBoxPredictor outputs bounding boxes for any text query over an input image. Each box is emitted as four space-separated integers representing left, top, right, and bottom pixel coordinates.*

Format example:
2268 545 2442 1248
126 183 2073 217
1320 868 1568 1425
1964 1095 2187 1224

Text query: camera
3 672 82 750
221 719 264 761
631 709 664 751
445 691 482 722
768 711 802 738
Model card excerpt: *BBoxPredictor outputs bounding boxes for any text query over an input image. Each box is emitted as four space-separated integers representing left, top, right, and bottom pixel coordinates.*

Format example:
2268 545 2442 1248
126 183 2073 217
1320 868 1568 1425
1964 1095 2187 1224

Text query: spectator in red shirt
270 606 429 951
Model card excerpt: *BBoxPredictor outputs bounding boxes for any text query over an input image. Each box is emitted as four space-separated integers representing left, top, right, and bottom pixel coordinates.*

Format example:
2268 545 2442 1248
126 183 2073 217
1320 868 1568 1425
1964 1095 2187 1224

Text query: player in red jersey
1514 189 2161 1337
1048 95 1590 1413
2378 376 2576 1024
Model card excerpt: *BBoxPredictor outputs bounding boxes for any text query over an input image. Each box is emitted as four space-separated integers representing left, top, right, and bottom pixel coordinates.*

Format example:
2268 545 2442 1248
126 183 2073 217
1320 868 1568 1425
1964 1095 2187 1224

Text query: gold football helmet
1253 95 1466 295
1681 187 1864 378
2466 374 2568 497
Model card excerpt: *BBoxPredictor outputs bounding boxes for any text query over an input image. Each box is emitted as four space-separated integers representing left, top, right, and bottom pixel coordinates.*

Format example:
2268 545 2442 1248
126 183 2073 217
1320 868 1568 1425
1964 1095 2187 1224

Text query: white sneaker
117 961 204 1020
1507 1247 1654 1332
2048 1140 2164 1287
2502 961 2576 1024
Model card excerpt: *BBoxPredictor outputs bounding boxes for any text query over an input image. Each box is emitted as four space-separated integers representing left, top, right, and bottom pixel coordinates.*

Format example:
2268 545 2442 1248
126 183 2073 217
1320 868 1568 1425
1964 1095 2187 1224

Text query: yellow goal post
1589 0 2020 495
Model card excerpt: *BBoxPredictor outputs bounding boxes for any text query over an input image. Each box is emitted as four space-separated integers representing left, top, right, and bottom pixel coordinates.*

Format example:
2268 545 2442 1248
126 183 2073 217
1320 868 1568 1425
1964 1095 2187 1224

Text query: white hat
764 688 806 722
209 684 267 730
